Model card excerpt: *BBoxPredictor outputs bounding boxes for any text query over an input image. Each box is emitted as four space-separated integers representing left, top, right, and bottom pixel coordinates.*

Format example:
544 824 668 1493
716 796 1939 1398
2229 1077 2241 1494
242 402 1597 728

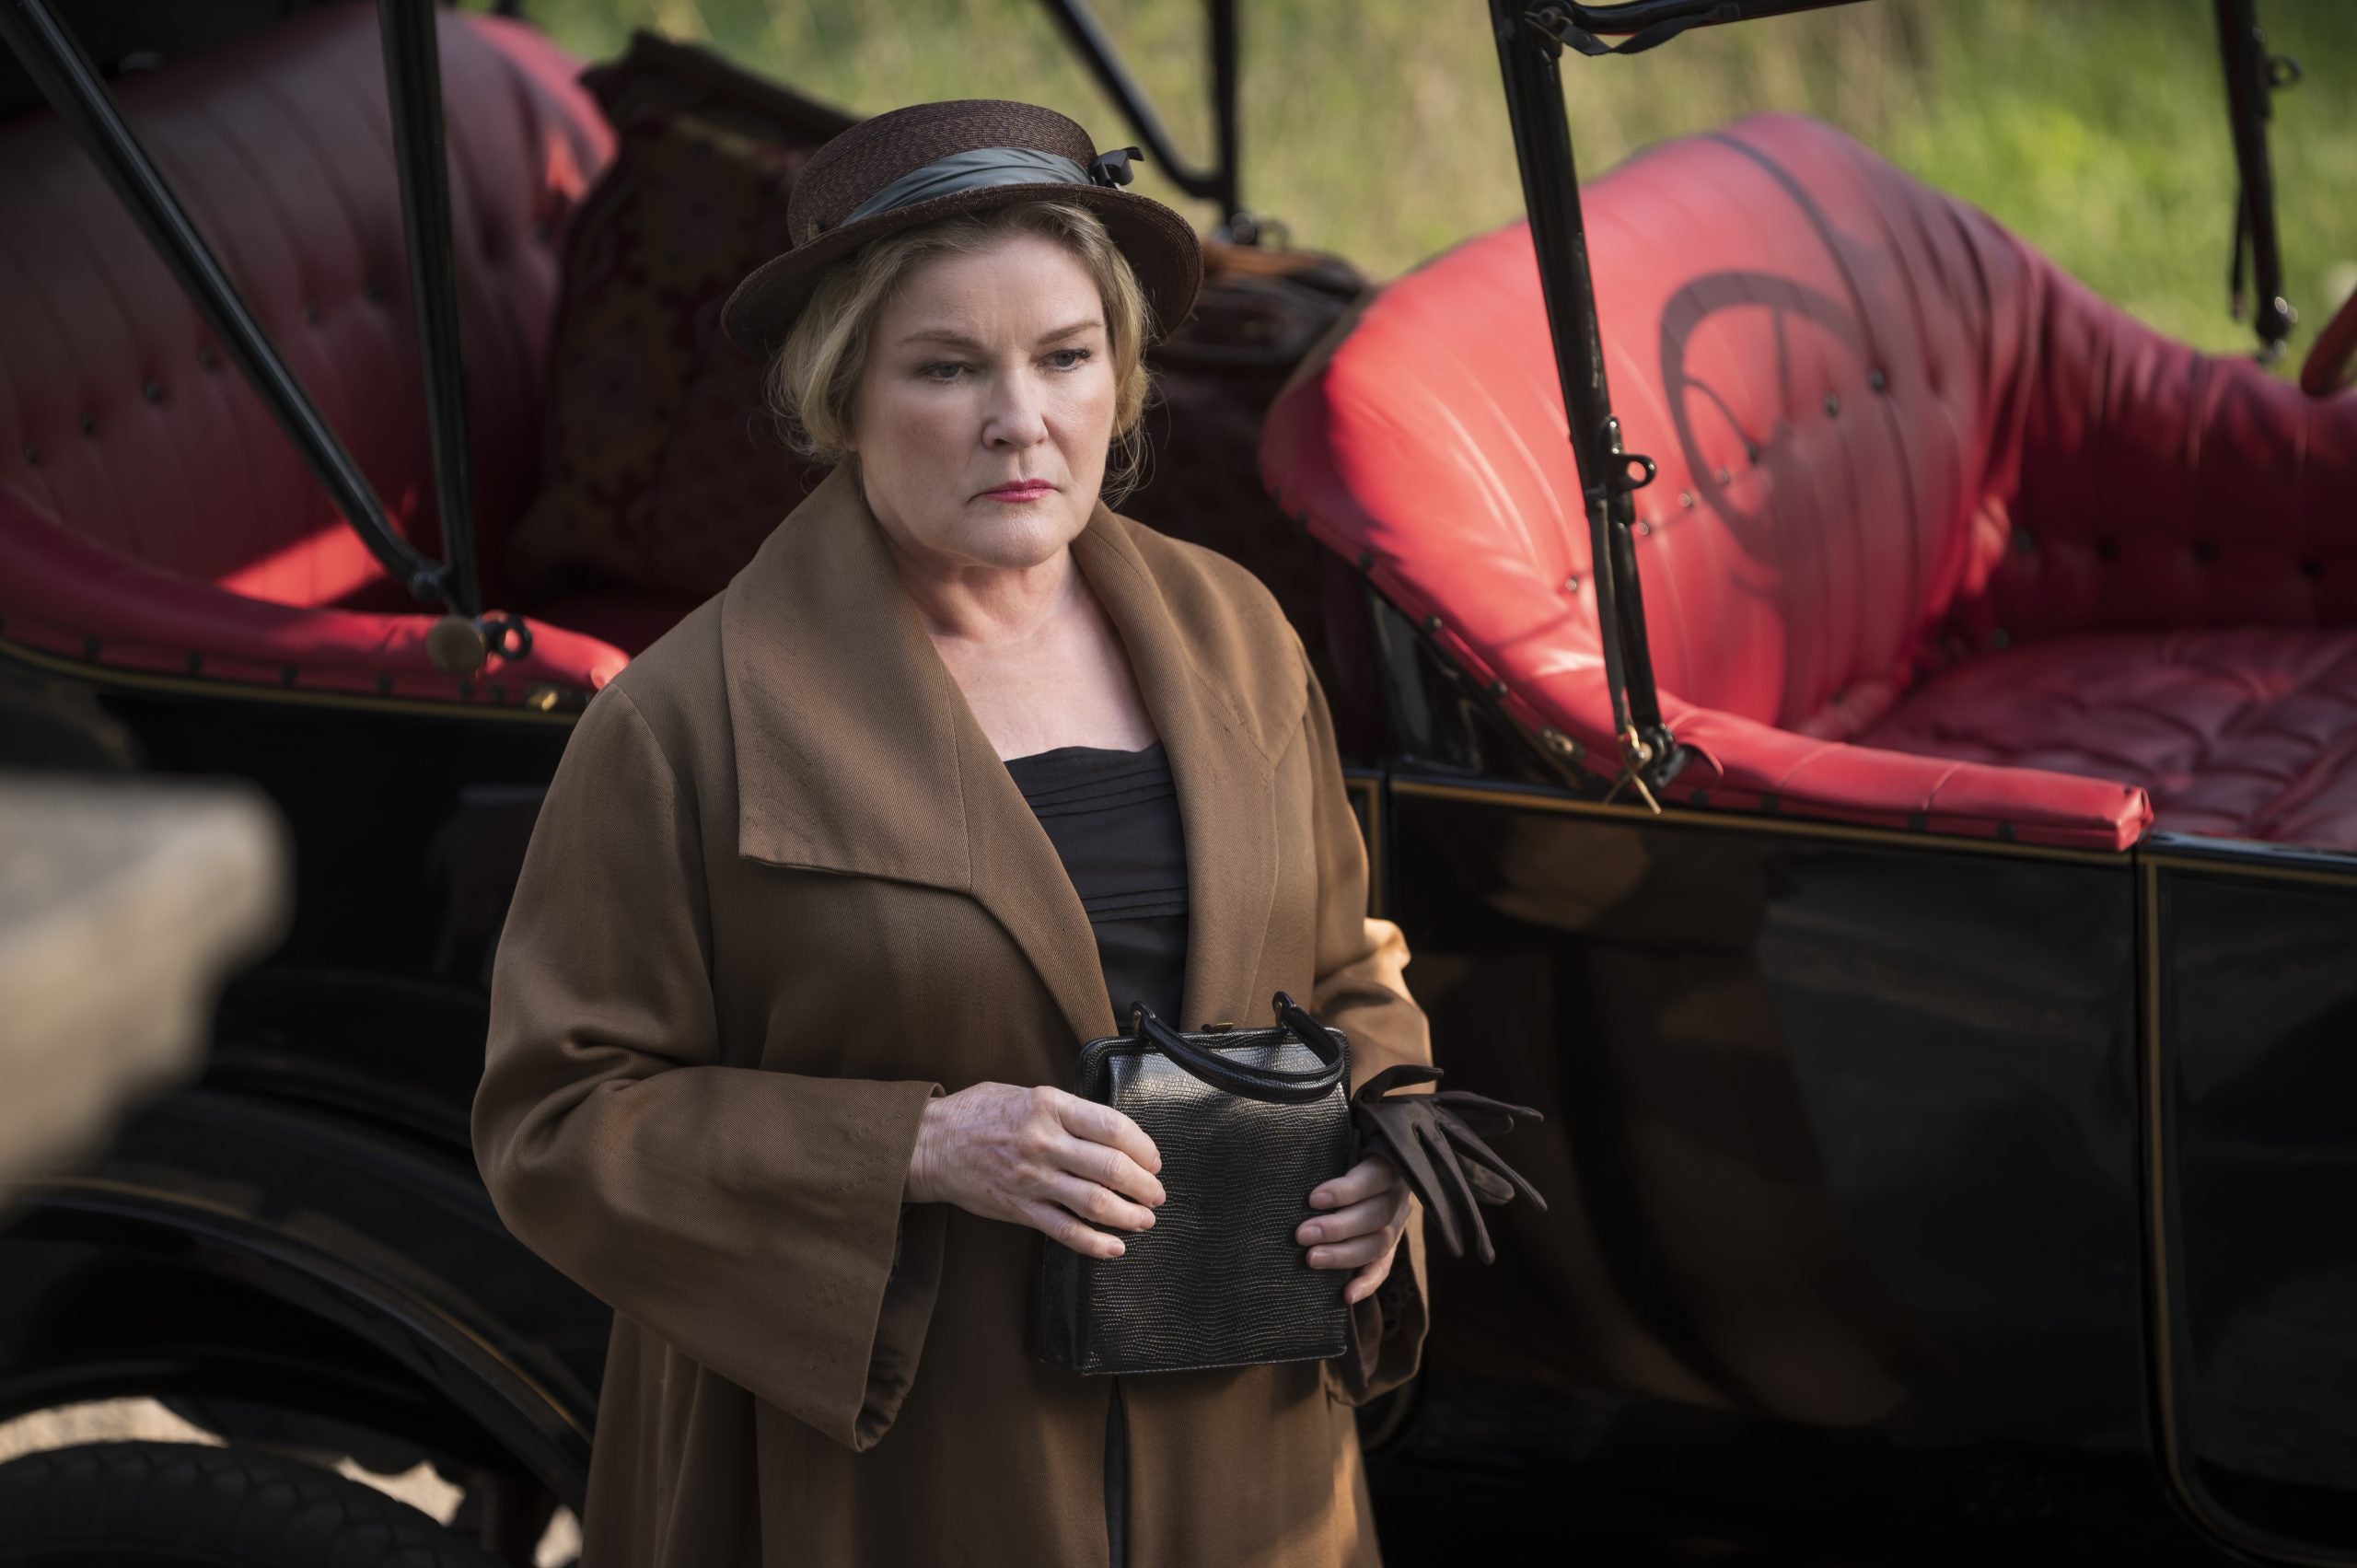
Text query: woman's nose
982 369 1050 447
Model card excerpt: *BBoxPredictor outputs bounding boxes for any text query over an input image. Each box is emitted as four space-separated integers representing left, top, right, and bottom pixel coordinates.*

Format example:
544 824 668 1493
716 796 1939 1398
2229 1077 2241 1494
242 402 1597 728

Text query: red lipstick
980 479 1054 503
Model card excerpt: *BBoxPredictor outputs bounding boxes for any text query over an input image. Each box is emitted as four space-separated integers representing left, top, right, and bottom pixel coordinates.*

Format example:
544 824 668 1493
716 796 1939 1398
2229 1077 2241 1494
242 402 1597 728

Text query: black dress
1001 738 1190 1568
1002 739 1190 1027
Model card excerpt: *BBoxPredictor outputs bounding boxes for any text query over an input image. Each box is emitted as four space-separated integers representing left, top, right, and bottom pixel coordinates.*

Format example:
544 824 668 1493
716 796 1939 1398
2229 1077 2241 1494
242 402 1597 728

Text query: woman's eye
1047 347 1094 370
918 361 966 381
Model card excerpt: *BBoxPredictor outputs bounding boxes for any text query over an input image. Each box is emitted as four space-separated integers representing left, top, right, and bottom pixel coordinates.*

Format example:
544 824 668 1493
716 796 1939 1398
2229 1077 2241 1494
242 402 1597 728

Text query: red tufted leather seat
0 2 640 705
1262 113 2357 852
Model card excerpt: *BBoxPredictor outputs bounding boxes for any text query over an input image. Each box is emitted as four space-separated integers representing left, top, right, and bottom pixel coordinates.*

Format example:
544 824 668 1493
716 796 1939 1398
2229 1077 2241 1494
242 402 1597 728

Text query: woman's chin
951 498 1094 564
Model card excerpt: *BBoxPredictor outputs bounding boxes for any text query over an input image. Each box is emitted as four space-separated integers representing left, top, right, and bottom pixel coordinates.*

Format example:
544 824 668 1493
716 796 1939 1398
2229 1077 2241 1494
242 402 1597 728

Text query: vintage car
0 0 2351 1562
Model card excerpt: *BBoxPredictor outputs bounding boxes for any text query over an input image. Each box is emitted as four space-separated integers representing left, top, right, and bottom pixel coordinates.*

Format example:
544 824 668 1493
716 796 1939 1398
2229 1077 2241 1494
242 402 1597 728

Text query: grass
522 0 2357 366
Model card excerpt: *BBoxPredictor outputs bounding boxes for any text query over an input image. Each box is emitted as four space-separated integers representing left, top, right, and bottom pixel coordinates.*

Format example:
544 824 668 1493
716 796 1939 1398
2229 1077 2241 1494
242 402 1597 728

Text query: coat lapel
719 460 1285 1062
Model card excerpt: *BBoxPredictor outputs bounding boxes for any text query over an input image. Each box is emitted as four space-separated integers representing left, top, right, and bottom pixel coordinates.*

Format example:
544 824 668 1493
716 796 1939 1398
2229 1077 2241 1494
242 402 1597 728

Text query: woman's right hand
905 1084 1166 1259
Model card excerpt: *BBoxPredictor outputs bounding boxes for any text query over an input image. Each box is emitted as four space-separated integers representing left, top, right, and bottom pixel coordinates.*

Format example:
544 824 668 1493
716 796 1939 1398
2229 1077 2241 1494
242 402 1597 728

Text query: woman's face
846 229 1118 575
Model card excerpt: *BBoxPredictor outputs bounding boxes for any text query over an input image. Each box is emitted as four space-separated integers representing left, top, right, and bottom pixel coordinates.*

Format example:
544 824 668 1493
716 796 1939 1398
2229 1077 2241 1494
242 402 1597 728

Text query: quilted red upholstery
1262 113 2357 851
0 2 632 704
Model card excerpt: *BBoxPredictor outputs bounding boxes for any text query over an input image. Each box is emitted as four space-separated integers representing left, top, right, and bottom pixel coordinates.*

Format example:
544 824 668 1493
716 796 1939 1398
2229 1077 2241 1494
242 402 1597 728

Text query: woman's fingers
1304 1185 1411 1269
1295 1189 1399 1246
1052 1092 1163 1178
1306 1226 1399 1271
1023 1201 1130 1260
1042 1172 1157 1234
1050 1132 1166 1208
1342 1251 1395 1305
1306 1153 1399 1212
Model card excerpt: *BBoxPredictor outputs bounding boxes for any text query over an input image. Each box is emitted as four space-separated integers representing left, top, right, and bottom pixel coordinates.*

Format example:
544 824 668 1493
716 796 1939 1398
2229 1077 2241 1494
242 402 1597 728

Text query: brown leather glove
1350 1064 1546 1265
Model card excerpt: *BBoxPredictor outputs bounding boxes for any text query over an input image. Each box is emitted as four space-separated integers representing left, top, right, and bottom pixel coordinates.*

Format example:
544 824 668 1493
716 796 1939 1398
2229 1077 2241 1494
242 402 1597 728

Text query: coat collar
719 460 1302 1054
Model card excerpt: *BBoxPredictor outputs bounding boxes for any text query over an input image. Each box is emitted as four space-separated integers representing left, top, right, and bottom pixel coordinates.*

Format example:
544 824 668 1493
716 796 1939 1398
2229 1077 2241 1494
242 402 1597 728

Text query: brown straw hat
718 99 1203 358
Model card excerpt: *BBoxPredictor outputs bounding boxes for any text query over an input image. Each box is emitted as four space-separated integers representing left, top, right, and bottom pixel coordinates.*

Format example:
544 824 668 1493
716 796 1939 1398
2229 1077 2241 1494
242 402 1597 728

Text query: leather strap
1124 992 1345 1104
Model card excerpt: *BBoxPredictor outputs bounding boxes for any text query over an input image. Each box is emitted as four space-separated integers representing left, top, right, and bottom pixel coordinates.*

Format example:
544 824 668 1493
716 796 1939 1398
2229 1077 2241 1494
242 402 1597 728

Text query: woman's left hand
1299 1156 1414 1305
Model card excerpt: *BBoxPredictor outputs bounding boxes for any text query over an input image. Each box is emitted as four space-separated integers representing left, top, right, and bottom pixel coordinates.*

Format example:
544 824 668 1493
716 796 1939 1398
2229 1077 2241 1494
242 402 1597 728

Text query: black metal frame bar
1556 0 1862 52
1488 0 1717 794
379 0 480 619
1035 0 1248 239
2213 0 2298 362
0 0 452 610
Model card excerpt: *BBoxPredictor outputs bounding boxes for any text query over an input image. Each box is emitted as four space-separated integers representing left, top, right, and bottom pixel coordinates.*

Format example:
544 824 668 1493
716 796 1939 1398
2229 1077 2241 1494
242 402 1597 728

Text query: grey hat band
835 145 1141 228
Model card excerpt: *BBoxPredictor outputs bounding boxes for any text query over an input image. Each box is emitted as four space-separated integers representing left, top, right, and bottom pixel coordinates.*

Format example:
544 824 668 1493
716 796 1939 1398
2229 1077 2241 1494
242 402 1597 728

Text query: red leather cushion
1262 113 2355 851
0 3 625 702
1860 628 2357 851
0 487 627 703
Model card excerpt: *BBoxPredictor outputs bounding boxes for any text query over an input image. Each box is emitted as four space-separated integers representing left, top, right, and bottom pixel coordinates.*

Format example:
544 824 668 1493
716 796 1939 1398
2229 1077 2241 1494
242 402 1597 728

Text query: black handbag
1030 991 1356 1376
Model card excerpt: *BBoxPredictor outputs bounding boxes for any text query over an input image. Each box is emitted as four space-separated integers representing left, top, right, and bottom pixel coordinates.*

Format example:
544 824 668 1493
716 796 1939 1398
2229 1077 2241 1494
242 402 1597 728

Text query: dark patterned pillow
502 105 831 600
581 29 855 147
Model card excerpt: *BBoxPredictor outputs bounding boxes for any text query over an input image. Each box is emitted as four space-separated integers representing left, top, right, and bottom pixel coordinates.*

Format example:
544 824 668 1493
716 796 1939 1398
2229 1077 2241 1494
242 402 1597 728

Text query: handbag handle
1124 990 1346 1104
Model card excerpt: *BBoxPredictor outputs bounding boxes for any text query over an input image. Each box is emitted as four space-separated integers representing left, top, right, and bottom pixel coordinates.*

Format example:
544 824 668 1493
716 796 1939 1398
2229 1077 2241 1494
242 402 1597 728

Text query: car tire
0 1439 505 1567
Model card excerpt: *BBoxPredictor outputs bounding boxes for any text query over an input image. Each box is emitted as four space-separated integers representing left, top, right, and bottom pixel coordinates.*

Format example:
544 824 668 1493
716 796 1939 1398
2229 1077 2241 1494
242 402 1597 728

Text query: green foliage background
528 0 2357 366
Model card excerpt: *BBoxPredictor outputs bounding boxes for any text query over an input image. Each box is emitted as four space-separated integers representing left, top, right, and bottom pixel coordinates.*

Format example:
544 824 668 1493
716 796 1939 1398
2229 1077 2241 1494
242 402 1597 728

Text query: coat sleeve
1295 648 1434 1407
471 683 948 1453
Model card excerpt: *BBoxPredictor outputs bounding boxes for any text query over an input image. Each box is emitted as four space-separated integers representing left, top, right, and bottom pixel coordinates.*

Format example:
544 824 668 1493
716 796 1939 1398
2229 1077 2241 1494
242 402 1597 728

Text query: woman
472 99 1431 1568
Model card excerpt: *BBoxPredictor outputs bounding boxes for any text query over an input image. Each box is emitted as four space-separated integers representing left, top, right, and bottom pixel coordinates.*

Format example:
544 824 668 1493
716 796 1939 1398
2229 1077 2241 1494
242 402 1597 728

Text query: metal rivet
1743 440 1760 461
375 672 393 694
1634 518 1652 537
1355 549 1374 571
304 302 321 325
82 634 100 659
1714 466 1731 485
1563 575 1581 594
458 678 474 700
1990 628 2011 650
1422 613 1443 633
1996 821 2017 842
1539 727 1581 759
1758 792 1781 813
1689 787 1711 807
20 441 35 465
1824 393 1841 416
363 277 386 302
1488 679 1509 698
1907 811 1929 831
490 683 507 703
142 378 161 403
183 651 202 674
531 219 552 243
198 344 217 368
2012 527 2035 553
1678 490 1695 509
80 412 95 436
280 663 298 686
1867 368 1887 392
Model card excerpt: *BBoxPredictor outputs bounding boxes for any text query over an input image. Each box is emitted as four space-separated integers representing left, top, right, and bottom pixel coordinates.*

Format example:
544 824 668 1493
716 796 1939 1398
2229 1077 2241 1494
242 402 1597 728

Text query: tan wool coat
472 459 1434 1568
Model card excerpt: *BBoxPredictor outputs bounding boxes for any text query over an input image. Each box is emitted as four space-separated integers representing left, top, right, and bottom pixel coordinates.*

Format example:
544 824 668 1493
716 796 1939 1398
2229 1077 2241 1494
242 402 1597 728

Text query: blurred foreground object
0 774 288 1188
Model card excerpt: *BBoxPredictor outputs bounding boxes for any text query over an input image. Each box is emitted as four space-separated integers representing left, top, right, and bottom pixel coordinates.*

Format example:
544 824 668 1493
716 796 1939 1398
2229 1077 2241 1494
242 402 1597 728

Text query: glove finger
1433 1089 1546 1126
1411 1115 1492 1264
1438 1106 1518 1140
1464 1163 1515 1204
1418 1116 1498 1265
1435 1110 1550 1213
1381 1109 1467 1259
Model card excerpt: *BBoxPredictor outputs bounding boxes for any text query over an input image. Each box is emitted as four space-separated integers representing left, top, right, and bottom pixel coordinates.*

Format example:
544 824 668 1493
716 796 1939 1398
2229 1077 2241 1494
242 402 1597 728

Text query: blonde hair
763 198 1157 508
